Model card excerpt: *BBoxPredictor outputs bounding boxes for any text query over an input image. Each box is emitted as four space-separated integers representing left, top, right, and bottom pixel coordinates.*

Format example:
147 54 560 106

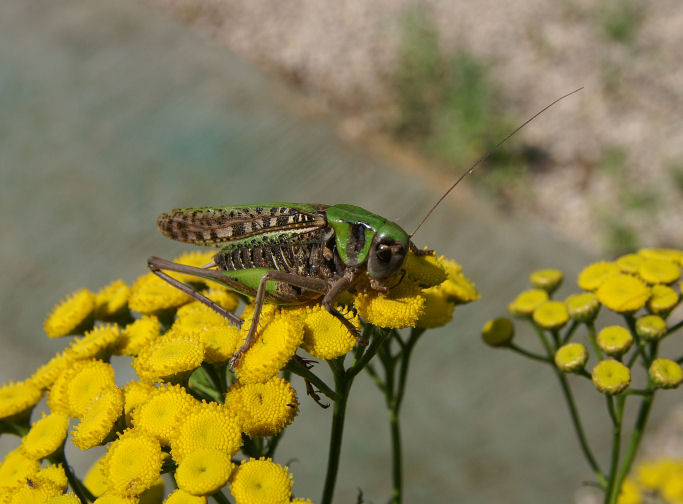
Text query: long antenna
409 87 583 237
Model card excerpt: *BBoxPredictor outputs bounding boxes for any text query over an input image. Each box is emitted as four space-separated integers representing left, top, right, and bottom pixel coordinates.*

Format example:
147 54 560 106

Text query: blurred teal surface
1 1 680 502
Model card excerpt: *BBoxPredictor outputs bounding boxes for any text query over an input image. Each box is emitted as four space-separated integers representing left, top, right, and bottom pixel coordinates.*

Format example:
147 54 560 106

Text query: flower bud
529 269 563 293
481 318 514 347
635 315 667 342
592 360 630 395
565 292 600 323
554 343 588 373
532 301 569 330
649 358 683 389
507 289 548 317
597 326 633 357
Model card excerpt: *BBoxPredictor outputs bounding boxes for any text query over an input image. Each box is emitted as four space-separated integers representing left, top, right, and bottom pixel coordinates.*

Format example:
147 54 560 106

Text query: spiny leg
321 270 366 345
229 271 329 370
147 256 242 326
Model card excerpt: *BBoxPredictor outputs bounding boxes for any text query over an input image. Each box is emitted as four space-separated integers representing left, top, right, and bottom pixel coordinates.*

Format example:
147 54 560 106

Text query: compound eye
376 244 392 263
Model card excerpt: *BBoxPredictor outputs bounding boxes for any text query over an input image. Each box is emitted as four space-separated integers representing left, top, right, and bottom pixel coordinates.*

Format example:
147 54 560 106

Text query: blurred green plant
598 0 644 45
393 7 527 193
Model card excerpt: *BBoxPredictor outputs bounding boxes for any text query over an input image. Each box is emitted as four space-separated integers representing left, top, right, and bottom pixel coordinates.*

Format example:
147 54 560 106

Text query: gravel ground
145 0 683 254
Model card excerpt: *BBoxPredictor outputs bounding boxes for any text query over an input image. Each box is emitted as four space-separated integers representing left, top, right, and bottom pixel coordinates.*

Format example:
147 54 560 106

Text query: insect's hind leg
147 256 243 327
230 271 330 371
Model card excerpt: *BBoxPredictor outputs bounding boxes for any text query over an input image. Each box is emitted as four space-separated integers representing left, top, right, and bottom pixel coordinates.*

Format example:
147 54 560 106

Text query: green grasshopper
148 88 582 369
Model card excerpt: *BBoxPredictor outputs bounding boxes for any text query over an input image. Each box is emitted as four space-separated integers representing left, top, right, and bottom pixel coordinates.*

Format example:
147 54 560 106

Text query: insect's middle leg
321 270 365 345
230 271 329 370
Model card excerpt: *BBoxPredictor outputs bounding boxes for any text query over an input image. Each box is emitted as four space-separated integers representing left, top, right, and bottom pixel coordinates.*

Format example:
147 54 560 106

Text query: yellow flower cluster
1 248 475 501
616 457 683 504
485 247 683 396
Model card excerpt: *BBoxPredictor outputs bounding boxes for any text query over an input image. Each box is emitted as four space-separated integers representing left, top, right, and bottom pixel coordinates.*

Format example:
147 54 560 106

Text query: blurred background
1 0 681 502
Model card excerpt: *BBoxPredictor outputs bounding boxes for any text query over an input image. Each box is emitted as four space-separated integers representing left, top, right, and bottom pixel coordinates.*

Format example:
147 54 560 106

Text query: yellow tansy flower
175 302 230 330
649 358 683 389
228 377 298 438
235 313 303 385
122 380 157 426
174 305 241 364
0 380 42 420
37 464 68 492
353 279 425 329
616 478 642 504
95 279 131 320
440 268 480 305
66 360 116 418
44 288 96 338
118 315 161 356
133 329 204 383
46 495 82 504
578 261 620 291
7 478 62 504
21 412 70 459
229 458 292 504
175 449 234 496
638 258 681 284
508 289 548 317
84 455 109 497
103 430 163 496
72 386 124 450
403 252 447 288
202 286 240 313
179 404 240 454
140 478 165 504
132 384 197 445
647 285 679 314
481 318 514 347
532 301 569 330
30 352 74 391
616 254 644 275
638 248 683 264
555 343 588 373
93 493 139 503
564 292 600 323
416 287 456 329
597 326 633 356
635 315 667 342
171 402 242 463
301 305 357 359
67 323 120 360
592 360 630 395
595 274 650 313
47 361 88 415
529 269 563 293
0 446 41 488
165 489 208 504
129 273 191 314
169 250 217 285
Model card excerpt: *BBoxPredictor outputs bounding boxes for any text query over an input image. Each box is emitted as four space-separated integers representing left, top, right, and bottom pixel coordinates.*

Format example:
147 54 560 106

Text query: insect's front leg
321 270 366 345
409 241 434 256
229 271 329 371
148 256 243 326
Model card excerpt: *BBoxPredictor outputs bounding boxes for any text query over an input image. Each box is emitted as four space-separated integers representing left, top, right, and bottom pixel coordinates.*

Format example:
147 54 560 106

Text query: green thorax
325 204 409 267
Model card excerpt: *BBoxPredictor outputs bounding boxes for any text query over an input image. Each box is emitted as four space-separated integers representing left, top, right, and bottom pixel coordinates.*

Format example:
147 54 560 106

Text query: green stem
604 395 626 504
535 325 607 487
586 323 604 361
389 406 402 504
507 343 552 363
561 319 580 345
50 451 95 503
395 328 423 411
284 360 339 403
321 359 351 504
610 391 656 504
664 317 683 336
